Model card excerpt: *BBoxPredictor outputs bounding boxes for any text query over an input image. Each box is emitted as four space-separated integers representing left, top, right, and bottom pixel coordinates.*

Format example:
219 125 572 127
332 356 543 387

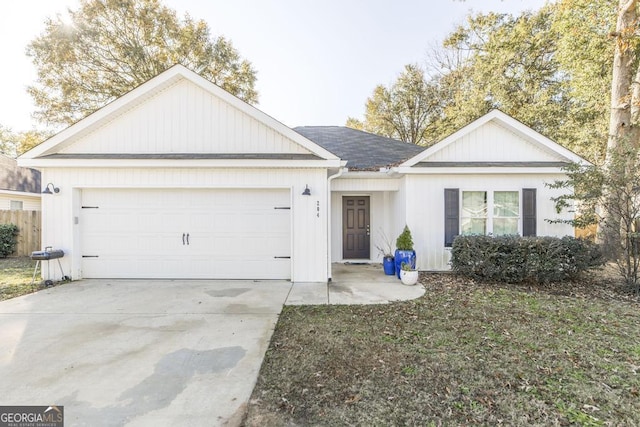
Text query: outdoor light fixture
42 183 60 195
302 185 311 196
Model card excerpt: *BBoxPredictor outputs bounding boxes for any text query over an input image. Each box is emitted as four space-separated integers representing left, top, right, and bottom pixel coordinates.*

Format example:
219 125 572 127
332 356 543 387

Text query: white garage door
80 188 291 279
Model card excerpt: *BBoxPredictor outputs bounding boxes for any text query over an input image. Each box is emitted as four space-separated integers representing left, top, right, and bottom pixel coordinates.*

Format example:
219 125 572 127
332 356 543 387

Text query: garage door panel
252 235 289 253
187 258 289 280
82 228 177 257
81 188 291 279
83 256 189 279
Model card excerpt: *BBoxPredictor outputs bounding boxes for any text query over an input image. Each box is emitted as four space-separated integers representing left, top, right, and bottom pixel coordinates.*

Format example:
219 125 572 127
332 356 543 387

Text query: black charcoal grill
31 246 68 287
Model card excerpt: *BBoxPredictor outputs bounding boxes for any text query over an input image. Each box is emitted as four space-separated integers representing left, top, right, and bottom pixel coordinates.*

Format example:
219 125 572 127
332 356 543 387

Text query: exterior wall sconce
42 183 60 194
302 185 311 196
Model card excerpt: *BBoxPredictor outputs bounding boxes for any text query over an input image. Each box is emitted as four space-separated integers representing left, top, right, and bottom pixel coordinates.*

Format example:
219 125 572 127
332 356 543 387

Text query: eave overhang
394 165 570 175
19 156 342 169
0 189 42 197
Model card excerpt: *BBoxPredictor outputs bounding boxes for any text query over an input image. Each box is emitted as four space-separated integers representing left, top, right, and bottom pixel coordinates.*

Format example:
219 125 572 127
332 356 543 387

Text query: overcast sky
0 0 547 132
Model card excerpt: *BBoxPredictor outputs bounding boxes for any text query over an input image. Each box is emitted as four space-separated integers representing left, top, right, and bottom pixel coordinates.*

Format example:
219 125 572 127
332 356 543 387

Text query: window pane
493 191 519 235
10 201 23 211
462 191 487 217
462 218 487 235
462 191 487 235
493 218 519 235
494 191 519 217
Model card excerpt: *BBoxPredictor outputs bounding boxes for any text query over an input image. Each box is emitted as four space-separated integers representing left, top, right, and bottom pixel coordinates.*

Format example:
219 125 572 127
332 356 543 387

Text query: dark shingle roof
0 155 41 194
293 126 426 170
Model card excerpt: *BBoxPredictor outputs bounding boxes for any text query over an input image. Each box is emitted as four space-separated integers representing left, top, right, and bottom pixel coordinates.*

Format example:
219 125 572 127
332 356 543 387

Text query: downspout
384 166 401 177
326 166 346 282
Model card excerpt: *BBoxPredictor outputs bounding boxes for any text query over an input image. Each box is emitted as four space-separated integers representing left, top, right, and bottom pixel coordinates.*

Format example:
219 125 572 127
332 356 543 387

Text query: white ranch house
19 65 582 282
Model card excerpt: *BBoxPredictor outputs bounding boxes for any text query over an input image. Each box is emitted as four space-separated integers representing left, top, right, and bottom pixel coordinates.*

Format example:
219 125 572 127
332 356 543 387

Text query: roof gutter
384 167 402 177
336 169 404 179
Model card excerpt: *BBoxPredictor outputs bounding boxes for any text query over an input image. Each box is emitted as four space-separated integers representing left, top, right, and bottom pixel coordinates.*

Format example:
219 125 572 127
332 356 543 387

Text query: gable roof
294 126 425 171
0 155 41 194
401 109 587 168
19 65 340 166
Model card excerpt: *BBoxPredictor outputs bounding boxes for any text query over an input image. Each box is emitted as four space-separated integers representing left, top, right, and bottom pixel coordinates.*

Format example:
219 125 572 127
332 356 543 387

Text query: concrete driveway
0 279 292 426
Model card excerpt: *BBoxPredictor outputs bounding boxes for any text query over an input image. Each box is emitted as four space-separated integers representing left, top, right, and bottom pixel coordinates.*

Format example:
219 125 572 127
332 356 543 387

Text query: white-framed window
461 190 520 236
461 191 487 235
10 200 23 211
493 191 520 235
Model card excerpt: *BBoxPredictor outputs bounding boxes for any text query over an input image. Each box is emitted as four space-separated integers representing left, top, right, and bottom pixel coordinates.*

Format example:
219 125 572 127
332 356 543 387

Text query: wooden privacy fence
0 210 41 256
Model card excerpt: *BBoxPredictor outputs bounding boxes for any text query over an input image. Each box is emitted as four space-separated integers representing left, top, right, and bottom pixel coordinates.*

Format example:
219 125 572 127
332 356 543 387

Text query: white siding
426 122 564 163
59 79 310 155
331 177 401 192
0 193 41 211
39 167 328 283
405 173 575 271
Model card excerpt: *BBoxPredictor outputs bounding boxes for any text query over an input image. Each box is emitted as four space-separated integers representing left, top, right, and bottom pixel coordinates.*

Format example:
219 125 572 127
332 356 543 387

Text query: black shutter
522 188 536 237
444 188 460 247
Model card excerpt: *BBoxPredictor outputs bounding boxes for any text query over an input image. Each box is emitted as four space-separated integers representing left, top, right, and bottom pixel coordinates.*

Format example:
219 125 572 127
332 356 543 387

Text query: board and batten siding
426 121 565 162
331 177 402 192
39 167 329 282
405 173 575 271
59 79 310 155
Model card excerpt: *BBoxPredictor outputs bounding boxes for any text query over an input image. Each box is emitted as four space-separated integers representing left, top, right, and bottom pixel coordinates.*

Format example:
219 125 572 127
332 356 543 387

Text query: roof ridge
293 126 426 170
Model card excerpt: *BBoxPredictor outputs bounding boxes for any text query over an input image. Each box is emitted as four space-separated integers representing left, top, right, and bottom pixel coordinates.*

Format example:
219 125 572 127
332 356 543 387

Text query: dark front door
342 196 370 259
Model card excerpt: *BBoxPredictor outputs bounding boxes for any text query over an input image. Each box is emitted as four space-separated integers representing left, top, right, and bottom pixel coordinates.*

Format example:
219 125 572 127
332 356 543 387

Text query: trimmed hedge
0 223 19 258
450 235 604 283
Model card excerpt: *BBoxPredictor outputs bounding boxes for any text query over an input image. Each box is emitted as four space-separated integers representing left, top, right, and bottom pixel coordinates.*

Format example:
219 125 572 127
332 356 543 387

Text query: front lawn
0 257 37 301
0 256 64 301
245 273 640 426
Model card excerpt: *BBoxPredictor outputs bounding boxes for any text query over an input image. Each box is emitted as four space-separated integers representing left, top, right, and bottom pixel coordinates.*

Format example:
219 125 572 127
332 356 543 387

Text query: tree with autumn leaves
550 0 640 289
0 0 258 156
27 0 258 128
350 0 617 162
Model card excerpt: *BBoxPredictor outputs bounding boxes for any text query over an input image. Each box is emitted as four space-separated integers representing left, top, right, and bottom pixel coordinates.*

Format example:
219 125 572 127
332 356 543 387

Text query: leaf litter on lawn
0 256 65 301
244 271 640 426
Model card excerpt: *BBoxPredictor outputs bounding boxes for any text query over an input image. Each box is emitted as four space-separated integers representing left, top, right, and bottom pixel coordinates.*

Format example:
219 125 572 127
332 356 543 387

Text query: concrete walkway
0 264 423 426
286 263 425 305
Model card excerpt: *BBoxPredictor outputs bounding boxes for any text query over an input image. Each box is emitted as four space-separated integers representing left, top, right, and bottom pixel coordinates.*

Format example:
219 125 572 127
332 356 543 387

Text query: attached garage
80 188 291 279
19 65 342 283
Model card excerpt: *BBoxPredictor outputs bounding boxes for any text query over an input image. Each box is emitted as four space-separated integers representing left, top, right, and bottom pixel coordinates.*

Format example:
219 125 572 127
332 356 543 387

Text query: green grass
244 274 640 426
0 256 57 301
2 256 638 425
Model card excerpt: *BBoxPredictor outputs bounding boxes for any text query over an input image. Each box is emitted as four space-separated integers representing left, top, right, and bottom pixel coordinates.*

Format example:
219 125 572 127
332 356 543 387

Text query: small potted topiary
400 262 419 286
394 225 416 279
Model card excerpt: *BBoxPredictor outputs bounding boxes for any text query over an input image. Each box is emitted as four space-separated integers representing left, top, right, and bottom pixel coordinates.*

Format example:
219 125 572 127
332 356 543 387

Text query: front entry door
342 196 370 259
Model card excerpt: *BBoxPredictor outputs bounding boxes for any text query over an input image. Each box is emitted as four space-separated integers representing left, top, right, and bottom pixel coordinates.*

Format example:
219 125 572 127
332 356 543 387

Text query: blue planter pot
382 256 395 275
394 249 416 279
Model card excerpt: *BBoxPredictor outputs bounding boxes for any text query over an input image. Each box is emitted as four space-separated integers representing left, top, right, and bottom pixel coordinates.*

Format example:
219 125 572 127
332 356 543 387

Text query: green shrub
396 225 414 251
0 224 19 258
450 235 604 283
